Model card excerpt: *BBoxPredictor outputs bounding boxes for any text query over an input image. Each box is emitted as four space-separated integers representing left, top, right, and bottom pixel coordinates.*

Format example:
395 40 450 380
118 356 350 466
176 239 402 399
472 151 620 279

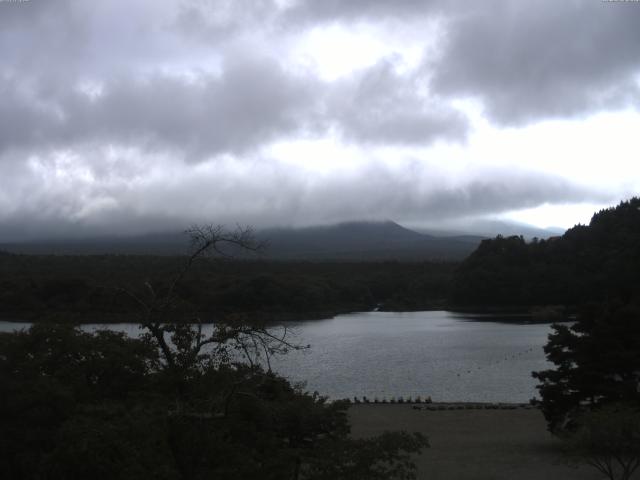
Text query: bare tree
119 224 301 374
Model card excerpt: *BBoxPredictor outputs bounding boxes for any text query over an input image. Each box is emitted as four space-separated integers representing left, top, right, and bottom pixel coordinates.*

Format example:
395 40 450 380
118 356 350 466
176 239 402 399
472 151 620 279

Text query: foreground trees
0 325 427 479
0 225 428 479
533 302 640 432
452 197 640 309
533 302 640 480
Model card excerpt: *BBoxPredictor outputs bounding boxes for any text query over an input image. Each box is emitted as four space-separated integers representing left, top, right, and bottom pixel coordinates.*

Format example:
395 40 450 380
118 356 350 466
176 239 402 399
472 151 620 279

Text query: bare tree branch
117 224 302 378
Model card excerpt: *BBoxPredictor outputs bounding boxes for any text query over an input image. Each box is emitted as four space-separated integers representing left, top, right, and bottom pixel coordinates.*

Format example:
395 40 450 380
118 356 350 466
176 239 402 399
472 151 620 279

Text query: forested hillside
452 198 640 308
0 255 454 322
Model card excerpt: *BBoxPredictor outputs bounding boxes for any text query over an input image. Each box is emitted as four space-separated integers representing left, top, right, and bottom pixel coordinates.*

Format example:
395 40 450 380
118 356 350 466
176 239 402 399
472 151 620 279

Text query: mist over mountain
259 221 480 260
415 220 564 241
0 219 561 260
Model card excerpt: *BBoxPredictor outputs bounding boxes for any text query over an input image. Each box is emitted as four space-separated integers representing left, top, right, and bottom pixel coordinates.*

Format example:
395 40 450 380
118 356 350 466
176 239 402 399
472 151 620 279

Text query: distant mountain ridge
0 219 559 260
259 221 481 260
0 220 485 260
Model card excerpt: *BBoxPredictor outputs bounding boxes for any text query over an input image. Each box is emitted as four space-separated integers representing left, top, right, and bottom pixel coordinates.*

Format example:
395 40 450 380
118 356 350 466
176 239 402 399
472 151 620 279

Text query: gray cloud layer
0 150 607 241
0 0 635 239
0 54 466 160
289 0 640 123
430 0 640 124
329 59 468 145
0 57 317 160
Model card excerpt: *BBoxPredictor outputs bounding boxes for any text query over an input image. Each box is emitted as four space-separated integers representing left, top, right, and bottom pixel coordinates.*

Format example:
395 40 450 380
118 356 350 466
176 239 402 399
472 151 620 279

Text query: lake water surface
0 311 558 403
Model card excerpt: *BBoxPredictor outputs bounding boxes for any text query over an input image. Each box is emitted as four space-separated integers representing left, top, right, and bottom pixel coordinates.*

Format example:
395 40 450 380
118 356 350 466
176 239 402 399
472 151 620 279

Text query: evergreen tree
533 302 640 432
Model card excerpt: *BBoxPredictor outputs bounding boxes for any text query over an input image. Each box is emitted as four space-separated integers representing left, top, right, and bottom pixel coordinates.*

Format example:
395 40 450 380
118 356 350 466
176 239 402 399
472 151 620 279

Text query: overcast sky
1 0 639 240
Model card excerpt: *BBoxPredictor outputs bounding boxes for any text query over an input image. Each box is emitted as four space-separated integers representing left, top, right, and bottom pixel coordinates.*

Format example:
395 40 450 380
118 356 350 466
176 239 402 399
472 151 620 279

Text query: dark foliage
533 301 640 432
0 257 454 322
0 324 427 480
452 197 640 308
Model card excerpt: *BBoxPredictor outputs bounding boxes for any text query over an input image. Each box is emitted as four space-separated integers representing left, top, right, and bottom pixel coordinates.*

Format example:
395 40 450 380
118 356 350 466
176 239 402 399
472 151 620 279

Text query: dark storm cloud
0 1 324 159
289 165 608 226
3 0 640 157
0 0 468 161
0 56 320 159
4 0 637 159
429 0 640 124
0 59 468 161
0 0 634 239
0 145 610 241
288 0 640 124
328 58 468 145
0 58 467 160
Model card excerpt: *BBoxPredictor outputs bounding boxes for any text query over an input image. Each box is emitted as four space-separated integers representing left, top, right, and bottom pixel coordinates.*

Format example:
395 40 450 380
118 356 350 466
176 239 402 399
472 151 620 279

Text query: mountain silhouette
259 221 480 260
0 221 483 260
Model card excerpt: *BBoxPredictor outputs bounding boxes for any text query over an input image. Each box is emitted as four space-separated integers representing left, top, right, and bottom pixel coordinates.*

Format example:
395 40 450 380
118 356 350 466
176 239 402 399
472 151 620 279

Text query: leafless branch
115 223 306 376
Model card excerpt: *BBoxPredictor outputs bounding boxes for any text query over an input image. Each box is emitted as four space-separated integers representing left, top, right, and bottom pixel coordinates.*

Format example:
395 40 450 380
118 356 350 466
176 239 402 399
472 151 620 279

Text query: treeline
452 197 640 308
5 198 638 321
0 255 455 322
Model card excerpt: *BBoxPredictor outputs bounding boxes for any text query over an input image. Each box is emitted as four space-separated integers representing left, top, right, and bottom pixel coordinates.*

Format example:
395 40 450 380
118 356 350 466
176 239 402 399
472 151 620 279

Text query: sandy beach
348 404 605 480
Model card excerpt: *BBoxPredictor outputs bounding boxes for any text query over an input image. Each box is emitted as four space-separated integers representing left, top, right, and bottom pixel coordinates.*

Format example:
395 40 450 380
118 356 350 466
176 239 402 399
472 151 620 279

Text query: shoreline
345 400 538 410
0 306 568 325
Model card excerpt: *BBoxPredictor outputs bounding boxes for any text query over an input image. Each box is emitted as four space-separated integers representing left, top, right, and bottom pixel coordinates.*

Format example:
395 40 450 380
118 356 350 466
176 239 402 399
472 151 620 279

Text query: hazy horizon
0 216 565 245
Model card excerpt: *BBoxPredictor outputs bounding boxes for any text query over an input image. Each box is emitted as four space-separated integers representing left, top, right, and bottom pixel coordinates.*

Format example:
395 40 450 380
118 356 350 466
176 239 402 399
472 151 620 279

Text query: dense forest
0 254 454 322
524 199 640 446
3 198 639 323
452 198 640 309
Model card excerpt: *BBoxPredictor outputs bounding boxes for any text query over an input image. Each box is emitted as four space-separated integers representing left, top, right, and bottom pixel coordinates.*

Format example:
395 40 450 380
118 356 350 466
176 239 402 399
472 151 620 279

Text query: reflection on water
0 311 560 402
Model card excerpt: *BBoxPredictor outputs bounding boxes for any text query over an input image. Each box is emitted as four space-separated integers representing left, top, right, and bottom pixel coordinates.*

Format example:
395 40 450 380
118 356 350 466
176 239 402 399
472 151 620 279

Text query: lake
0 311 558 403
